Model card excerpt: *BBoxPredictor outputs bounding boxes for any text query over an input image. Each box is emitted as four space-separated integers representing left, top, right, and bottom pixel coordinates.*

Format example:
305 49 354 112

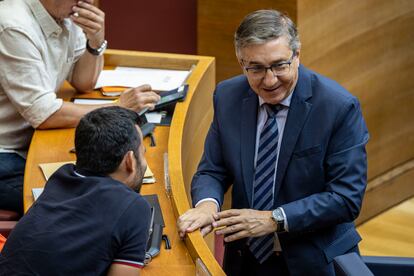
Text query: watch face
273 209 283 221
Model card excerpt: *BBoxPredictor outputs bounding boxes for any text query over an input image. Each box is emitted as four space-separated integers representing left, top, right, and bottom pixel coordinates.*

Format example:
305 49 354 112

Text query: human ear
124 151 136 173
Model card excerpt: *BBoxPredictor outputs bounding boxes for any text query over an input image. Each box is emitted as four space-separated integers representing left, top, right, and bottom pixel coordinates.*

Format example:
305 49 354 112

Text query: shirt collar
258 89 294 108
74 166 108 178
26 0 63 38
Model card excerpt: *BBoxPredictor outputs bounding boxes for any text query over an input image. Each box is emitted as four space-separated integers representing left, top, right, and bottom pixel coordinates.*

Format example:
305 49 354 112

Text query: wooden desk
23 49 223 275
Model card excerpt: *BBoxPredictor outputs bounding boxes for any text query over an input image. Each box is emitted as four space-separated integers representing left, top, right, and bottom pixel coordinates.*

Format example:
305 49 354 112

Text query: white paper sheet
95 66 192 91
145 112 163 124
73 98 115 105
32 188 44 201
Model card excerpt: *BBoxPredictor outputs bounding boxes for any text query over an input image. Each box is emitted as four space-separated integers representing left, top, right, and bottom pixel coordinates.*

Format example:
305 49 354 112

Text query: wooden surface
356 160 414 225
23 50 219 275
197 0 297 83
297 0 414 223
358 197 414 257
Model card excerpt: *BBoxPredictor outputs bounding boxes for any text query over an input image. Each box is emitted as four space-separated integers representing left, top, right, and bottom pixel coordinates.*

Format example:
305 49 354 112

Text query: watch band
86 39 107 56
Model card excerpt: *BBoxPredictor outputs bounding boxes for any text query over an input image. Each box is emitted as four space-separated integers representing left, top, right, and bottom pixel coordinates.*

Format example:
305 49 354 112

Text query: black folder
142 194 165 263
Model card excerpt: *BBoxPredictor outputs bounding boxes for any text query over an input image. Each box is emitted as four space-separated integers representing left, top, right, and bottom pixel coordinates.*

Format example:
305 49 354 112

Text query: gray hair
234 10 301 57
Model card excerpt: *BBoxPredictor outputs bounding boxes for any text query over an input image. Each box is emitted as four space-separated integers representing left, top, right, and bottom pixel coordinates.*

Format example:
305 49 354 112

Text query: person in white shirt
0 0 160 214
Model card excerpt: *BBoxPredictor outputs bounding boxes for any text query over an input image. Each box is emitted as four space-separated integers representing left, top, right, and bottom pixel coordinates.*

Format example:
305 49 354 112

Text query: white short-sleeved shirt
0 0 86 150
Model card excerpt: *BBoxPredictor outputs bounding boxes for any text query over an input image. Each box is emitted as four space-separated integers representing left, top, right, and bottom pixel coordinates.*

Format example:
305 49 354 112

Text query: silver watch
271 208 285 232
86 39 107 56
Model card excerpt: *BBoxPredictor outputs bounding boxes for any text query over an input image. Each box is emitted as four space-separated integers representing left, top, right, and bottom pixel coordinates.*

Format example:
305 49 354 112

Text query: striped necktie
249 104 281 264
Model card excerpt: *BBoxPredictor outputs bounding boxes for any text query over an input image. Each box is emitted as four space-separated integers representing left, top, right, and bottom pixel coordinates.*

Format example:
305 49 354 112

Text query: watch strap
86 39 107 56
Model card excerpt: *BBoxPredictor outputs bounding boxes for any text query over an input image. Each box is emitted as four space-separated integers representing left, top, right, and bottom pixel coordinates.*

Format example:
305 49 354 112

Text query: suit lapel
274 65 313 199
240 89 258 207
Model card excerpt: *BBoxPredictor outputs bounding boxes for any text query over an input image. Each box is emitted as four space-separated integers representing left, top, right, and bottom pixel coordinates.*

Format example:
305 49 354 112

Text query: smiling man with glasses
178 9 369 276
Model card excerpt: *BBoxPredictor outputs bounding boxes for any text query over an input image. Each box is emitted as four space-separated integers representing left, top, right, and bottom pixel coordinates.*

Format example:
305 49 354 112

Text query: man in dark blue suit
177 9 369 275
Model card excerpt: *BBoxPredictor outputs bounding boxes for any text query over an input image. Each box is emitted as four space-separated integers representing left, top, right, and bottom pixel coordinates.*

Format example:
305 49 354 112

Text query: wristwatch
271 207 285 232
86 39 107 56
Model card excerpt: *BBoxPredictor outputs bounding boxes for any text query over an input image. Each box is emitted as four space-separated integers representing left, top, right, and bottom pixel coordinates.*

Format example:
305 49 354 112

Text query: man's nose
263 68 278 86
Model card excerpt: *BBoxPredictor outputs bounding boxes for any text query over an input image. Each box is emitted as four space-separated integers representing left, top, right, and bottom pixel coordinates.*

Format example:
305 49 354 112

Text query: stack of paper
38 161 155 184
39 161 76 180
142 166 156 184
95 66 192 96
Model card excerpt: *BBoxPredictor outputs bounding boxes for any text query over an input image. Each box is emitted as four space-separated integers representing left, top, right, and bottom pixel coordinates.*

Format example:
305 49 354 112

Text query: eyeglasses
242 52 296 80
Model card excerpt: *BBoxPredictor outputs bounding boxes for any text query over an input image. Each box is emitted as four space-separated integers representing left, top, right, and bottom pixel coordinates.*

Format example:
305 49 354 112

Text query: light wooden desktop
23 49 224 275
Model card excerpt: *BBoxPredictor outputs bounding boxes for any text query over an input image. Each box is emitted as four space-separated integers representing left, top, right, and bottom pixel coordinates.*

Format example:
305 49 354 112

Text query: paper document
32 188 44 201
145 112 163 124
73 98 115 105
95 66 192 91
101 87 126 97
39 161 76 180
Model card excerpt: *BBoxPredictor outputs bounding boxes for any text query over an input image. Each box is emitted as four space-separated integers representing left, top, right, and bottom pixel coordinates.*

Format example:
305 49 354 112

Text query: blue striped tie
249 104 281 264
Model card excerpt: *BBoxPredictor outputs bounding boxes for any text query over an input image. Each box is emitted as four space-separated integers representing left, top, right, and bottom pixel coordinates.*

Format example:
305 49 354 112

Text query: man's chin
261 89 290 105
134 179 143 193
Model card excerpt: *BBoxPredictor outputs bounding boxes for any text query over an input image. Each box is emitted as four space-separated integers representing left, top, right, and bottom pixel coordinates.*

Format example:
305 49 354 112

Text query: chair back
333 252 374 276
363 256 414 276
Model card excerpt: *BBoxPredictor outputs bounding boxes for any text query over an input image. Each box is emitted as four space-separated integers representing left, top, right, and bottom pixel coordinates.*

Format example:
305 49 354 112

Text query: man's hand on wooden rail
177 201 218 238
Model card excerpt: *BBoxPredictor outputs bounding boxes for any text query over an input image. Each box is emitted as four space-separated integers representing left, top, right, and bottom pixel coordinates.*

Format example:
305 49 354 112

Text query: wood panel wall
297 0 414 223
197 0 297 83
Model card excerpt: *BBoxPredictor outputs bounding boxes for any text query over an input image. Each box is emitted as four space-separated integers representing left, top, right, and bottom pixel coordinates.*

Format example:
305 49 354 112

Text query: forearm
70 52 103 92
196 200 219 213
69 0 105 92
107 263 140 276
282 191 357 233
37 101 110 129
191 173 227 207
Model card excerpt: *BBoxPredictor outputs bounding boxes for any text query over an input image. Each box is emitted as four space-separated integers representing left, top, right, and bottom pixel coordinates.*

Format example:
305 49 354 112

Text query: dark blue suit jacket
191 65 369 275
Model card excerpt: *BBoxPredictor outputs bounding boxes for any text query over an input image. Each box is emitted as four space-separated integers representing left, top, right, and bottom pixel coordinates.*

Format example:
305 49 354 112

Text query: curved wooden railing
166 52 226 275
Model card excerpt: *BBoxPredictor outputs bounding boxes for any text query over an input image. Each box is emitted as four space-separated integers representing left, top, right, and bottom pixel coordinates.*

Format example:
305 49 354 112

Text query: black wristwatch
86 39 107 56
271 208 285 232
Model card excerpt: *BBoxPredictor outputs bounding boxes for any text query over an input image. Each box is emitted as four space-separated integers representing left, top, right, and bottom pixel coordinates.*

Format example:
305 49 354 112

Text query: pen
148 207 155 236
